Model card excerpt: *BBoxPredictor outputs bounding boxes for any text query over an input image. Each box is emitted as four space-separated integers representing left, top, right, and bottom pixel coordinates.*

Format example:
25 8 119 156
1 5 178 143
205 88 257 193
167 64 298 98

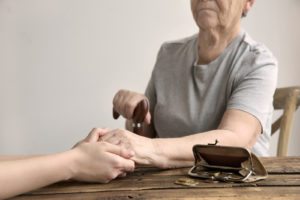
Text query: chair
272 86 300 156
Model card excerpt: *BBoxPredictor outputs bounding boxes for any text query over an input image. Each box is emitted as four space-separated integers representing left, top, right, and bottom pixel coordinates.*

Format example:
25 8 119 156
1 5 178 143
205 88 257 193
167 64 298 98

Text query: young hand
70 128 135 183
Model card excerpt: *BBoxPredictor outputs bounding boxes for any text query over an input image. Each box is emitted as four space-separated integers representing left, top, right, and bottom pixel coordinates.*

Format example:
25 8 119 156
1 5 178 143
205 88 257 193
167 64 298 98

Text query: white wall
0 0 299 156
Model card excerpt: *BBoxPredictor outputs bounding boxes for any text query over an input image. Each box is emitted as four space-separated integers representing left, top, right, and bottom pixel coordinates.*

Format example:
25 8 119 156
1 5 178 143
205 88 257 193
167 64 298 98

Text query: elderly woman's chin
196 18 219 30
194 11 219 30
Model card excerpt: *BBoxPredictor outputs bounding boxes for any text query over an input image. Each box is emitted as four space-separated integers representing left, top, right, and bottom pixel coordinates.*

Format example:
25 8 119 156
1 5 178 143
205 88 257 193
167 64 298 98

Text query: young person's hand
0 128 135 199
73 128 108 148
71 140 135 183
70 128 135 183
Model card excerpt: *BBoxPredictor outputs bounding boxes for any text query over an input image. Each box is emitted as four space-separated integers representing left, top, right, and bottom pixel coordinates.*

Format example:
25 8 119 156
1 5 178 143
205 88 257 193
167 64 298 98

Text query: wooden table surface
11 157 300 200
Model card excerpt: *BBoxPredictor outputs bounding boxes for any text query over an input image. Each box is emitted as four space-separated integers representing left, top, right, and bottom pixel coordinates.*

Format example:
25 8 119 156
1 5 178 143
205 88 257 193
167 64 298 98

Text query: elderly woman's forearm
151 129 257 169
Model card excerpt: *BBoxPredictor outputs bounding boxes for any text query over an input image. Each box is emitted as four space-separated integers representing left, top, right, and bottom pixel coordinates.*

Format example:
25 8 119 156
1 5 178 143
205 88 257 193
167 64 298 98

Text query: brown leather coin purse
188 144 268 183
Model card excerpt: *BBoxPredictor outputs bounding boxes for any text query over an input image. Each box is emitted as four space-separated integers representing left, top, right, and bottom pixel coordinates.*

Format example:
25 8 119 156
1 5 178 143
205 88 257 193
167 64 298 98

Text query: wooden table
12 157 300 200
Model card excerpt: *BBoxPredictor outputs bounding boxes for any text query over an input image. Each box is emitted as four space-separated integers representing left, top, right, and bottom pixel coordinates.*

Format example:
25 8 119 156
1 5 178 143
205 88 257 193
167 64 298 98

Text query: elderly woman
102 0 277 168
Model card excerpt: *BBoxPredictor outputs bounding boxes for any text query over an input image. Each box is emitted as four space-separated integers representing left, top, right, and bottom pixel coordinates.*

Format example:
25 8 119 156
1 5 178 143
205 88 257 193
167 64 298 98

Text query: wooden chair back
272 86 300 156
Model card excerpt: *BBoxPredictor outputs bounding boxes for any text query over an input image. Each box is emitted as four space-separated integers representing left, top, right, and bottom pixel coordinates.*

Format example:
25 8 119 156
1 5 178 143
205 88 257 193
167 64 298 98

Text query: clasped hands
72 90 160 183
71 126 159 184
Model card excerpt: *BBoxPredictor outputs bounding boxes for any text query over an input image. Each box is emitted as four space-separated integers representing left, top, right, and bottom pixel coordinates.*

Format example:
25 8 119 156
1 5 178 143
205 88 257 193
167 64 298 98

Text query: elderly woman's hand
71 141 135 183
100 129 159 166
113 89 151 124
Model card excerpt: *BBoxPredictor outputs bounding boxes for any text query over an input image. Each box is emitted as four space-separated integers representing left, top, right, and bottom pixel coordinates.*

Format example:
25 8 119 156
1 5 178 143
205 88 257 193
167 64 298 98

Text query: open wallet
188 144 268 183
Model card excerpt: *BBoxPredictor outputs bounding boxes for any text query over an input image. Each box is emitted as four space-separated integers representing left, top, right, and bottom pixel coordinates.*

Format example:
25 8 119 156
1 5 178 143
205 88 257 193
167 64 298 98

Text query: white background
0 0 299 155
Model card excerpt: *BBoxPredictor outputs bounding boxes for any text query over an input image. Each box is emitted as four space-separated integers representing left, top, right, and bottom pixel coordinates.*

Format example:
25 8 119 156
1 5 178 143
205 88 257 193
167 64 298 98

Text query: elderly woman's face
191 0 248 30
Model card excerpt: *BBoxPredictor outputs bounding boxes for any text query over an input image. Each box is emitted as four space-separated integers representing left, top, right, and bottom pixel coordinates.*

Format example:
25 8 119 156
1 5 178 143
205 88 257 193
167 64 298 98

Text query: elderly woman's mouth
198 8 216 12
